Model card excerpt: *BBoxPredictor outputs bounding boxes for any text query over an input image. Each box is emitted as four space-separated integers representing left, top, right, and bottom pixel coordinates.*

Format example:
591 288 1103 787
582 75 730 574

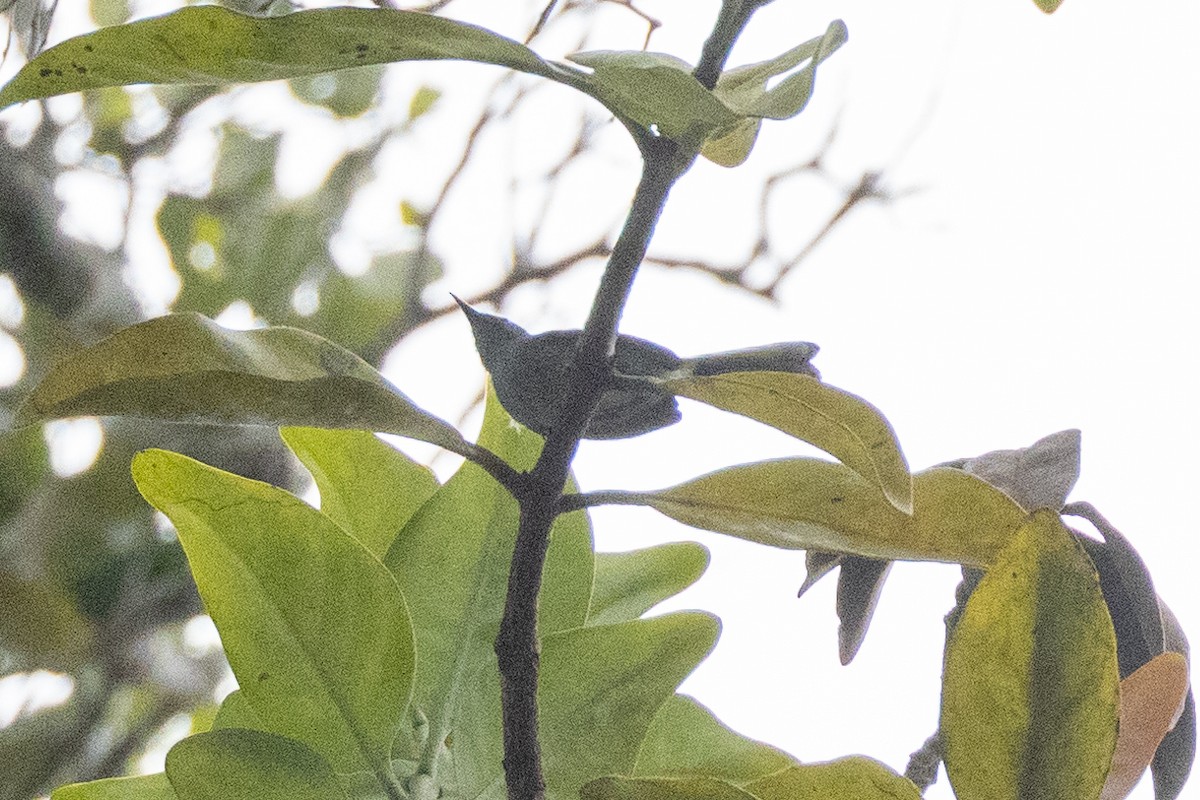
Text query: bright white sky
3 0 1198 797
385 3 1200 797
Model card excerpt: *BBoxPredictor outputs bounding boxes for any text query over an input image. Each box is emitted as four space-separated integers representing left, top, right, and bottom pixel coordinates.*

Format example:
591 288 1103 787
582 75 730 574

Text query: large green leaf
0 6 571 109
539 613 721 799
381 385 593 791
281 427 438 559
633 694 794 783
630 460 1025 566
132 449 415 774
17 313 470 455
51 774 176 800
587 542 709 626
165 729 346 800
742 758 921 799
664 372 911 513
941 510 1119 800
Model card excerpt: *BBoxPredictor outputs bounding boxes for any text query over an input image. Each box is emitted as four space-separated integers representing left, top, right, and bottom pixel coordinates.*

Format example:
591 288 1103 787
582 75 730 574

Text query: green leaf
587 542 709 626
743 758 922 799
941 510 1119 800
635 460 1025 566
52 774 176 800
0 6 570 109
281 427 438 558
132 449 415 773
539 613 721 798
664 372 911 513
568 50 740 147
714 20 848 121
18 313 469 455
381 385 593 791
210 690 264 732
165 729 346 800
634 694 794 783
1033 0 1065 13
582 776 757 800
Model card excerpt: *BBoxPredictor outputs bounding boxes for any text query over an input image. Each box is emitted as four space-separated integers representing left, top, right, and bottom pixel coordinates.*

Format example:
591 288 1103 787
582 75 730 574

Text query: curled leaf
665 371 911 513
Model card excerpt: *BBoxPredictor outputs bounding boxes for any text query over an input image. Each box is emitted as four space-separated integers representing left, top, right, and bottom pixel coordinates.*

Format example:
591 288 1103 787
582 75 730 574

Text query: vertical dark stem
494 4 763 798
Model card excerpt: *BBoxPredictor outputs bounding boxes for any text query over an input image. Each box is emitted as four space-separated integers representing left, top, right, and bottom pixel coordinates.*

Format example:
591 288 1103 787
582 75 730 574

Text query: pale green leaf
165 729 346 800
582 776 757 800
714 20 848 119
587 542 709 626
699 117 760 168
132 449 415 773
568 50 739 147
664 372 911 513
17 313 469 455
52 774 176 800
635 460 1025 566
1034 0 1064 13
941 510 1119 800
281 427 438 558
634 694 794 783
0 6 570 109
743 757 921 799
539 613 721 798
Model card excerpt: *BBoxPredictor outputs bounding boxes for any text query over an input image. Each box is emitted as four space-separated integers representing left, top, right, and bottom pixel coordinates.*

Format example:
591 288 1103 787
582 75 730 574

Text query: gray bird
455 296 819 440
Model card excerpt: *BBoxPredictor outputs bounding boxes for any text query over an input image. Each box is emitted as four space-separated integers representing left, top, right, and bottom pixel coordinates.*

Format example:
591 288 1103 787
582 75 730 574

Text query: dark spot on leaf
72 62 87 74
258 671 270 682
831 496 844 503
54 69 63 77
83 44 94 52
356 43 369 52
39 68 52 77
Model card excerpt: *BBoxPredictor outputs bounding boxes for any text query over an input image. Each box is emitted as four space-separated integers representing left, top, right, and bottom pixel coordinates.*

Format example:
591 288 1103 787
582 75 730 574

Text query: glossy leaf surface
942 511 1119 800
665 371 911 513
133 450 415 772
18 313 469 454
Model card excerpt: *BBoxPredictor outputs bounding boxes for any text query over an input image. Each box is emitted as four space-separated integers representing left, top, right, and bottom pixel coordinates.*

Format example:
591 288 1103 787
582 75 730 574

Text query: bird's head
453 295 531 376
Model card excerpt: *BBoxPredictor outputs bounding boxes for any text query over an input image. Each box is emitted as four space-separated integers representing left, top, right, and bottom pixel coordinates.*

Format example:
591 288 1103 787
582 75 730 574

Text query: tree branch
492 5 767 797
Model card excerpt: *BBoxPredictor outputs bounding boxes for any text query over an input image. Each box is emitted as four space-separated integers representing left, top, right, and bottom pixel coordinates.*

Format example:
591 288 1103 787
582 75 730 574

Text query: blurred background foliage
0 0 879 796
